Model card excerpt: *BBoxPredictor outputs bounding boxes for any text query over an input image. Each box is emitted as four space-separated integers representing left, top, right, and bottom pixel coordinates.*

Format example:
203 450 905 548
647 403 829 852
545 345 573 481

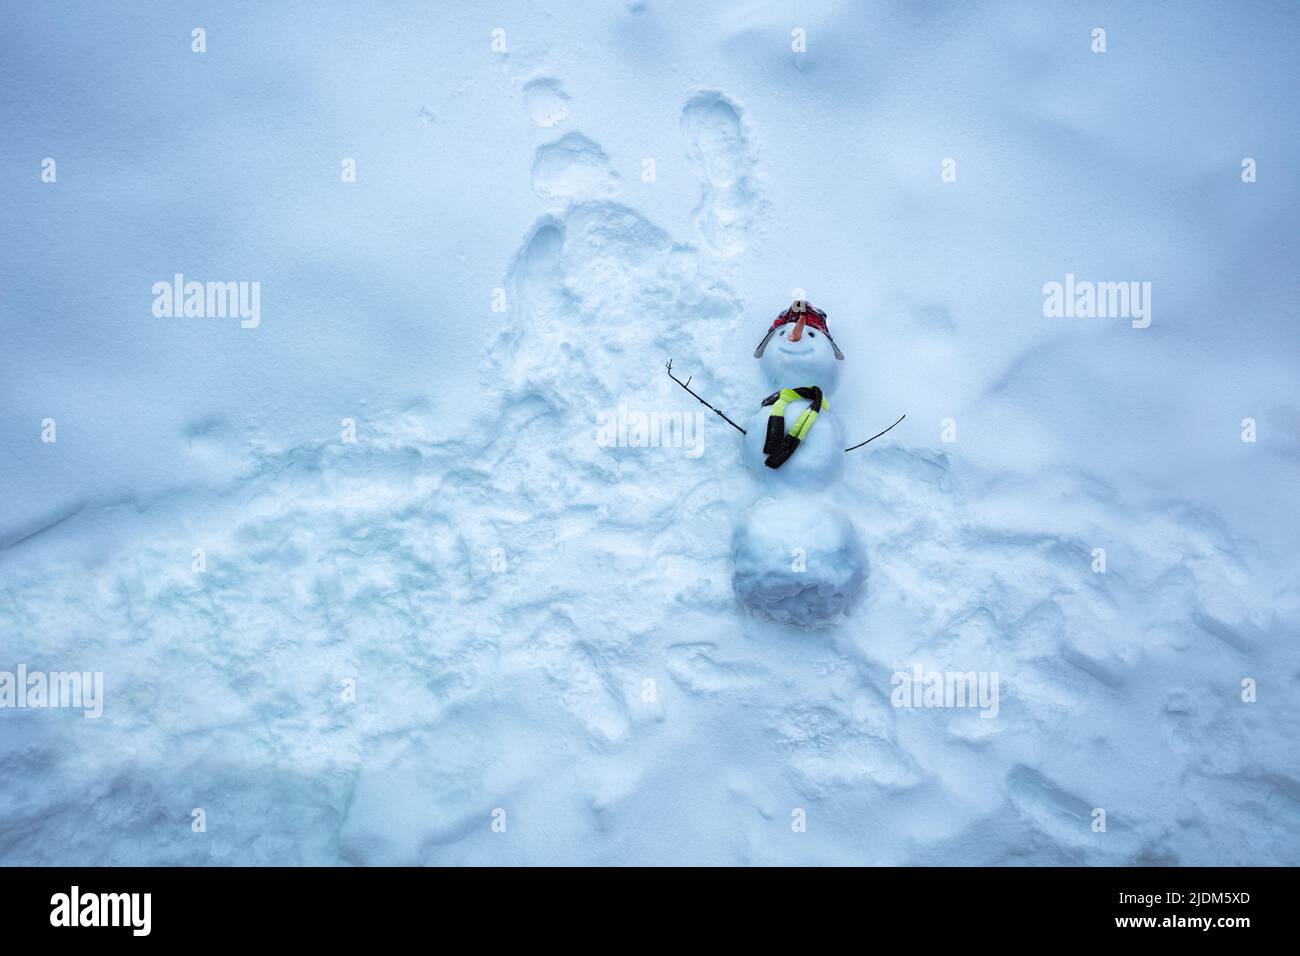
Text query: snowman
668 300 903 628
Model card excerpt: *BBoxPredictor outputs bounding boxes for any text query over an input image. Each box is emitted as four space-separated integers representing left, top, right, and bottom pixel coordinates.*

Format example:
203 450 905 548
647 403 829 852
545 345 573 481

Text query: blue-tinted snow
1 1 1297 865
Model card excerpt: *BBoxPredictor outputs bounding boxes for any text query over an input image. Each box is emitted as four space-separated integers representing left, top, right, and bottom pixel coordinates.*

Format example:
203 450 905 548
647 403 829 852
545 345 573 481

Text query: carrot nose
789 315 807 341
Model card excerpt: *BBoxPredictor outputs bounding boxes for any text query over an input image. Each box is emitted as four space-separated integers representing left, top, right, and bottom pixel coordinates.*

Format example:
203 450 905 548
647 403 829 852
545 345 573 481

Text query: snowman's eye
809 331 816 338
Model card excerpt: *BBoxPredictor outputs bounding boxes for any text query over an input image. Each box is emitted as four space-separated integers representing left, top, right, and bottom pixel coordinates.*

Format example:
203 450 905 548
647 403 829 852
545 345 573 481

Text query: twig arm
665 360 747 435
845 414 905 453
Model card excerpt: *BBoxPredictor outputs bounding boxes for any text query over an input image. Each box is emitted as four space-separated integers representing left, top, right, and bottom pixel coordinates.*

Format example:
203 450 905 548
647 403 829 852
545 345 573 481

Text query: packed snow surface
1 2 1298 865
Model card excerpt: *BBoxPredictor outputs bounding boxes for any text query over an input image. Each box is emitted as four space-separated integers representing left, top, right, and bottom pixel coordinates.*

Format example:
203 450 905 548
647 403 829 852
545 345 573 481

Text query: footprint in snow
523 78 571 128
1160 690 1197 755
681 91 757 258
665 643 767 695
530 132 621 201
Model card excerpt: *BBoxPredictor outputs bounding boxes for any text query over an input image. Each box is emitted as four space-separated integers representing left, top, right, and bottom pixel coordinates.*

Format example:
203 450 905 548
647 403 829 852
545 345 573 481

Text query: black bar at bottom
0 866 1282 942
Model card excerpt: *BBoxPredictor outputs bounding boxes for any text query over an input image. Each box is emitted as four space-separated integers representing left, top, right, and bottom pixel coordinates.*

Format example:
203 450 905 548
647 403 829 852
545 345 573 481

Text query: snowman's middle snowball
743 397 845 485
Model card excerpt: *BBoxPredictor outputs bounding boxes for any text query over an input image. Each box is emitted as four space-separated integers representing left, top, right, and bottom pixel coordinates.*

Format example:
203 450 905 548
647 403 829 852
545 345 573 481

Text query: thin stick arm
665 360 748 435
845 414 905 453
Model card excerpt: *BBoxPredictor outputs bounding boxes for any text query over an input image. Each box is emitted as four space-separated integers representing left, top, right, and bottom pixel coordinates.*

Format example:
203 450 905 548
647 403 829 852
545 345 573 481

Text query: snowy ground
1 2 1298 865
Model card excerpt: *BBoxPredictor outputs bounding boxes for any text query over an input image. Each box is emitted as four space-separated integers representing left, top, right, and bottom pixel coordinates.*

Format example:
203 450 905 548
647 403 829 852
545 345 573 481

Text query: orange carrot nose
789 315 807 341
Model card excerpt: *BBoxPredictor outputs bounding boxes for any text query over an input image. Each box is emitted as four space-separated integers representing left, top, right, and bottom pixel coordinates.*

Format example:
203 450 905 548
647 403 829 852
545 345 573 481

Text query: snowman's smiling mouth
777 345 814 356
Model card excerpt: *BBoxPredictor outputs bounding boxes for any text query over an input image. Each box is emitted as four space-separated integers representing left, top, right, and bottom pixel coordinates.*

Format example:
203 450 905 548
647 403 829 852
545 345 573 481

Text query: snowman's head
754 301 843 393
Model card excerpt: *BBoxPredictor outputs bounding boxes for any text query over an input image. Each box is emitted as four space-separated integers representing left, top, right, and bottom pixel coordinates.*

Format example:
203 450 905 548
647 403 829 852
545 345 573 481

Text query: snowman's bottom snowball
731 497 868 628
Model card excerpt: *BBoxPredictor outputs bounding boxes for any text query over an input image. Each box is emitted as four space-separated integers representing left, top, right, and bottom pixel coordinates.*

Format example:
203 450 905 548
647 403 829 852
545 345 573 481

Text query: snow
1 1 1298 865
